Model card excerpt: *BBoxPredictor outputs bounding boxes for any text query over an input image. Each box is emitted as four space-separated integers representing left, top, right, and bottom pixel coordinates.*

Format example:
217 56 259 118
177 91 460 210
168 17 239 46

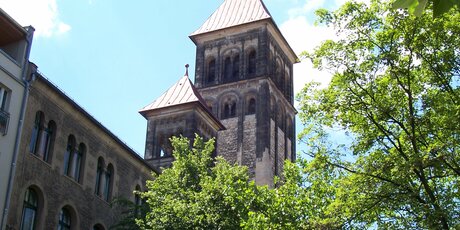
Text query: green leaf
413 0 428 16
392 0 418 9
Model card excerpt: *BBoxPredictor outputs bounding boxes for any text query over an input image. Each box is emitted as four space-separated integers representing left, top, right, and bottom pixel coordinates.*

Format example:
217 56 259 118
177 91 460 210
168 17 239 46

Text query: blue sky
1 0 352 155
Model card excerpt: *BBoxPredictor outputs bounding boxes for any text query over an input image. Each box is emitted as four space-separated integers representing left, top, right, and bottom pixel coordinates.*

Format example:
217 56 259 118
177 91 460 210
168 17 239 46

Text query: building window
103 164 113 202
0 86 10 135
63 136 76 176
247 98 256 115
29 111 44 153
275 60 284 91
222 101 236 119
223 54 240 82
58 208 71 230
233 55 240 80
29 112 55 162
41 121 56 162
64 136 85 183
224 57 231 82
134 185 142 217
207 58 216 84
72 143 85 182
95 158 104 196
247 50 256 75
20 188 38 230
35 120 56 162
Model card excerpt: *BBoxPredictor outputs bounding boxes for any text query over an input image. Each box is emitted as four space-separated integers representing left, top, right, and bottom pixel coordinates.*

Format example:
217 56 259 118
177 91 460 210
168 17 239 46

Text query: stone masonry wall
6 78 153 230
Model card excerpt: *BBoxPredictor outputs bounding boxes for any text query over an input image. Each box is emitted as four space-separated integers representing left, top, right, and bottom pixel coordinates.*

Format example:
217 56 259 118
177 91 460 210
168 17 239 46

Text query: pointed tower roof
139 66 225 130
140 76 206 114
191 0 272 37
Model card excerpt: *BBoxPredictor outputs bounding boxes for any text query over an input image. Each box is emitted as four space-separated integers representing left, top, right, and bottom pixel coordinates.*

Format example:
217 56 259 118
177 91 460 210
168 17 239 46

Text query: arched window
58 208 71 230
63 136 76 176
29 111 44 154
222 101 236 119
232 55 240 80
104 164 113 202
40 120 56 163
284 69 292 100
275 60 284 91
71 143 85 182
95 157 104 196
20 188 38 230
207 58 216 84
248 50 256 75
134 185 142 217
247 98 256 115
224 57 232 82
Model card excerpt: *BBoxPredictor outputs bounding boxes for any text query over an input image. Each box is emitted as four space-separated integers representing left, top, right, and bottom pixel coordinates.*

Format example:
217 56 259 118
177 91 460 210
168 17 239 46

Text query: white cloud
280 15 337 98
281 0 371 101
0 0 71 37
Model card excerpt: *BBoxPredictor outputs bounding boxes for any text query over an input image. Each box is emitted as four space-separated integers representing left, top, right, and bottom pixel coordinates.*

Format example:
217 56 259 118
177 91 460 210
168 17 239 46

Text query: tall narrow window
134 185 142 217
71 144 85 182
20 188 38 230
229 102 236 117
222 101 237 119
224 57 232 82
0 87 8 111
58 208 71 230
39 121 56 162
95 158 104 196
0 87 9 135
207 59 216 84
275 60 283 90
223 103 230 119
104 164 113 202
29 111 44 154
232 55 240 80
247 98 256 115
63 136 76 176
248 50 256 75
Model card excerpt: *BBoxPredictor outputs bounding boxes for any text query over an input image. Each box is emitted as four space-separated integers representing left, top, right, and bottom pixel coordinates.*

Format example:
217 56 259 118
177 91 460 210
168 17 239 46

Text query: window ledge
28 153 52 167
62 174 83 187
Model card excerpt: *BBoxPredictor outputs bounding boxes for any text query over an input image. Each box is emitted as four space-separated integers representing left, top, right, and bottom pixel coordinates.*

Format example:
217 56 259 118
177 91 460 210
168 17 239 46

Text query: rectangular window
0 86 10 135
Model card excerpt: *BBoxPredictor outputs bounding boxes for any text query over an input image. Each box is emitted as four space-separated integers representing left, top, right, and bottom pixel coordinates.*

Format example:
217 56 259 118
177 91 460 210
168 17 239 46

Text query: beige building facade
0 9 35 229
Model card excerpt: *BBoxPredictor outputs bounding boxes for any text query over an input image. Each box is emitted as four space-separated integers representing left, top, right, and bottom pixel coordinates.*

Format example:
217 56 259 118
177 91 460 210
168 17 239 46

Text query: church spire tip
185 64 189 77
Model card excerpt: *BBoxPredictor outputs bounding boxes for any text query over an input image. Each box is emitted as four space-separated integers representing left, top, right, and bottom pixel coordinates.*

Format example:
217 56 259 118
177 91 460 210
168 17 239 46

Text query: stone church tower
140 68 225 169
190 0 297 185
141 0 296 186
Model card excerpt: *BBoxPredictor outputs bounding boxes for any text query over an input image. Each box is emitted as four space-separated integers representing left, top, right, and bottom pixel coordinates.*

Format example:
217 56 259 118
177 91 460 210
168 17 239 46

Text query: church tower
190 0 297 185
140 67 225 170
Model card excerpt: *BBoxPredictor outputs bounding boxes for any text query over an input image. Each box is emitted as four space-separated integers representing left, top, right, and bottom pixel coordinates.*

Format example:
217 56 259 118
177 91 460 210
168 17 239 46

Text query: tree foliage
300 0 460 228
137 135 314 229
392 0 459 17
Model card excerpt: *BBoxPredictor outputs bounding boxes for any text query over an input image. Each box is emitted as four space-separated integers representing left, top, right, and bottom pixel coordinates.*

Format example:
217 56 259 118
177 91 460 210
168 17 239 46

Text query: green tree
137 135 317 229
392 0 459 17
300 0 460 228
137 135 258 229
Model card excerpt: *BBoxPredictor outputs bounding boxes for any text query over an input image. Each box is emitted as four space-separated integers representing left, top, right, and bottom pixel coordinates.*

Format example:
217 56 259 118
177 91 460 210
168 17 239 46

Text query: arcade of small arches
204 47 257 85
203 44 293 103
